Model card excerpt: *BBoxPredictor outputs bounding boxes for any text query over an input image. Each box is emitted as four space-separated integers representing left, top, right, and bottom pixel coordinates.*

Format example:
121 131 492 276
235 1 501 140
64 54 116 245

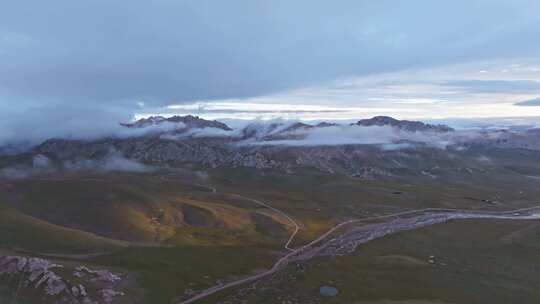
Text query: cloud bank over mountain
3 0 539 106
2 1 540 146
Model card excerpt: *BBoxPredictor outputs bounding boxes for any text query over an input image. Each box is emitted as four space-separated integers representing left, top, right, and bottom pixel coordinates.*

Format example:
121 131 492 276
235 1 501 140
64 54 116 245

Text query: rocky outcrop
30 134 467 175
351 166 392 180
0 255 125 304
121 115 232 131
0 256 68 297
354 116 454 132
463 128 540 150
73 266 121 283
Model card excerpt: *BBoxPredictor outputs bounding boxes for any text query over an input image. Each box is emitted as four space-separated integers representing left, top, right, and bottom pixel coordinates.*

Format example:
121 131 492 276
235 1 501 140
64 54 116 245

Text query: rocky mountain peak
279 122 314 133
354 116 454 132
121 115 232 131
316 122 338 128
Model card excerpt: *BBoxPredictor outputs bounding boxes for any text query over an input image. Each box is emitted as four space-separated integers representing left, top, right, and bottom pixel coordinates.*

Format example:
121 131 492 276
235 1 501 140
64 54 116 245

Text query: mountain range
1 115 540 178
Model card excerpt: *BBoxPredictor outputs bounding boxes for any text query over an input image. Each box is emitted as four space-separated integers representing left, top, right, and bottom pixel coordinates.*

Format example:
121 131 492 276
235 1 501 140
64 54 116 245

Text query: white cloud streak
0 151 150 179
240 124 483 149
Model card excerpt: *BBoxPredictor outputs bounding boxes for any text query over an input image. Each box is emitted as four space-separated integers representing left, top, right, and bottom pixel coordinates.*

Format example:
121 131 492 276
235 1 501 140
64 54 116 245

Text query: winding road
195 183 300 251
178 183 540 304
229 193 300 251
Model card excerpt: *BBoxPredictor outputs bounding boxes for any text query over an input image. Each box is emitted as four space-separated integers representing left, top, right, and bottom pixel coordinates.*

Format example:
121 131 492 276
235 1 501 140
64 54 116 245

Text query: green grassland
1 148 540 303
231 219 540 304
0 172 294 303
91 246 277 303
0 190 124 254
205 161 540 246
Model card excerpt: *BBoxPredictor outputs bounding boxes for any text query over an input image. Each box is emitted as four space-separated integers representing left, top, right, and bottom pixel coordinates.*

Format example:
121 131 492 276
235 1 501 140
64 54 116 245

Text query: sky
2 0 540 145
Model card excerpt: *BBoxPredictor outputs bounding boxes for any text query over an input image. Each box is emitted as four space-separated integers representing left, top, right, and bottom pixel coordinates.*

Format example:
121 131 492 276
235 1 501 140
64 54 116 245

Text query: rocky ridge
27 116 455 172
120 115 232 131
0 255 125 304
354 116 455 132
3 115 540 176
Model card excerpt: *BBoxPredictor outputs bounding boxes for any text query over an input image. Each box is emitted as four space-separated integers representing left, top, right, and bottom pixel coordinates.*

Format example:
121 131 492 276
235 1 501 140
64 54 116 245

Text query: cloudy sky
2 0 540 144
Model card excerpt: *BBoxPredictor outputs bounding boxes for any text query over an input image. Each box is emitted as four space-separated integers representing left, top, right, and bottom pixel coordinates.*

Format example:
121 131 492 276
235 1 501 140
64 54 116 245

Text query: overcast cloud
2 0 540 146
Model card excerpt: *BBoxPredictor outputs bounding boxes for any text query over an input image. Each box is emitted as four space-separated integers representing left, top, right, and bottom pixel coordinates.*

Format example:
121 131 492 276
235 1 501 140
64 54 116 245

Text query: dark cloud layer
2 1 540 104
1 0 540 145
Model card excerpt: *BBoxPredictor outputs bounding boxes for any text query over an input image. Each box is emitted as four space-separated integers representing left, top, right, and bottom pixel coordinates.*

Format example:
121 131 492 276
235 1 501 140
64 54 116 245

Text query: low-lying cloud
160 126 241 140
0 151 150 179
151 119 498 149
242 123 482 149
63 152 149 173
0 108 188 153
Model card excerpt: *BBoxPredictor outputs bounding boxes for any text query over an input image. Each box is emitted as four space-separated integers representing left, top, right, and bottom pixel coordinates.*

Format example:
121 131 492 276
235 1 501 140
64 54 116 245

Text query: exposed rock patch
354 116 454 133
0 255 125 304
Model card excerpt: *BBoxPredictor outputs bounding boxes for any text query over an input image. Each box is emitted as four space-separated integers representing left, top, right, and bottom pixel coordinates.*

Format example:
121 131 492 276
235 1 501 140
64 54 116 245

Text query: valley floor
1 166 540 303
